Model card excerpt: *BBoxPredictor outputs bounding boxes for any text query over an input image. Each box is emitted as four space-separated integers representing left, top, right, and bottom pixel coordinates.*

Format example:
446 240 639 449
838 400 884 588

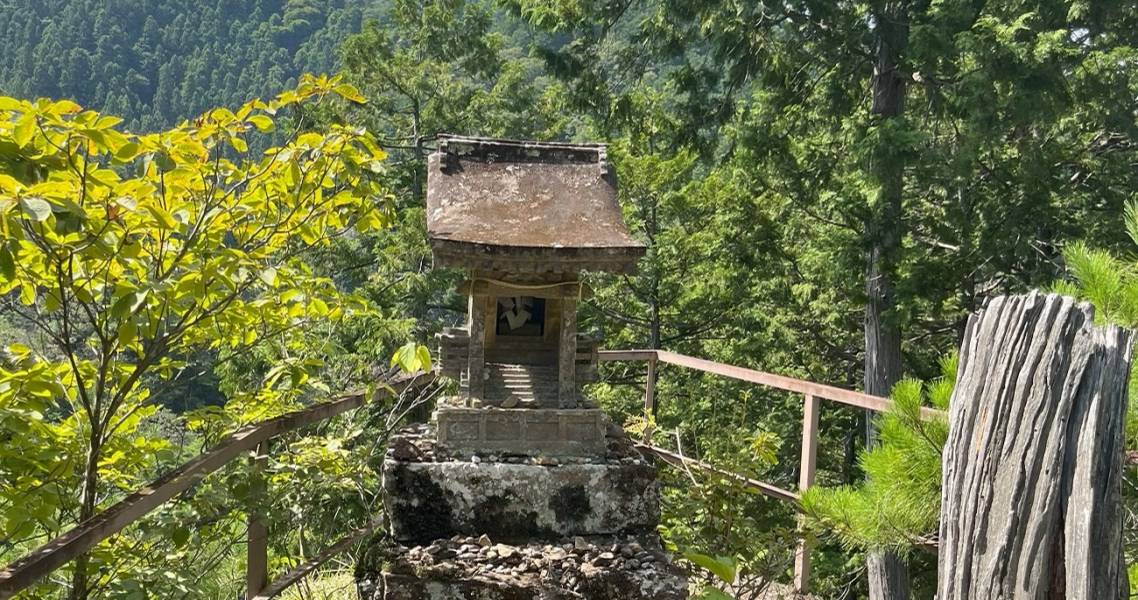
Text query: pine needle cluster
800 356 954 553
1052 200 1138 450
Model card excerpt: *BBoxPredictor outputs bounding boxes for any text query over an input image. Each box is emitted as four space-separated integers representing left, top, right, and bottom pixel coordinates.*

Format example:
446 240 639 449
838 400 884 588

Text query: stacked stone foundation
356 409 688 600
435 407 608 458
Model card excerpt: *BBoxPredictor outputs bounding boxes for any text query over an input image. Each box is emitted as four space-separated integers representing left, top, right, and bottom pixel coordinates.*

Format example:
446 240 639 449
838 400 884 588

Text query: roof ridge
436 134 606 166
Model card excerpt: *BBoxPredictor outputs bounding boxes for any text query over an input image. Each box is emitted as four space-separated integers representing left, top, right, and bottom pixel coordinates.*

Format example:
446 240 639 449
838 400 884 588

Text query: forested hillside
0 0 375 130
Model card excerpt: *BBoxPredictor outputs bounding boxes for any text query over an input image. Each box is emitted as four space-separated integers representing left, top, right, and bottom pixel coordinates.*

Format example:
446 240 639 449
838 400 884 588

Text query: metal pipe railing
1 347 956 598
597 349 945 594
0 371 436 600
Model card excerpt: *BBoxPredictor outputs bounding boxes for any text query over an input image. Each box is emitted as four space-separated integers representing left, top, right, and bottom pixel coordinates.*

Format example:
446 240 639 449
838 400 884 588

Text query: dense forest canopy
0 0 1136 599
0 0 375 130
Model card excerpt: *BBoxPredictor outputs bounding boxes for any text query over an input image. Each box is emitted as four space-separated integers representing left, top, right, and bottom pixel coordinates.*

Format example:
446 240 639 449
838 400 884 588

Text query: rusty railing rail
250 517 385 600
597 349 946 593
0 347 974 598
0 371 436 600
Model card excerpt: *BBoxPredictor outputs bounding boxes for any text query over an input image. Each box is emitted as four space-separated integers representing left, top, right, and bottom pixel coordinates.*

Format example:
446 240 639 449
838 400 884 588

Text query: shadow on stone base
383 459 659 543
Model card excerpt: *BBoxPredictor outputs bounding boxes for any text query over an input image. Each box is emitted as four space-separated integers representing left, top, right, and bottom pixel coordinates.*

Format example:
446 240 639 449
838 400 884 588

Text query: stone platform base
357 535 688 600
383 459 658 543
435 406 607 457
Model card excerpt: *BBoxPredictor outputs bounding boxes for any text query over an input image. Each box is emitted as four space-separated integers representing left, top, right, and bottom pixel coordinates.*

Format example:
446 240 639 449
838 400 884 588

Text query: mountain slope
0 0 377 130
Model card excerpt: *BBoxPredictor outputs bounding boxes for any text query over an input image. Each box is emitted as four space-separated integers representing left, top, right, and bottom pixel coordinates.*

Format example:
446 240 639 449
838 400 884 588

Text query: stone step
486 383 537 392
489 393 538 400
484 363 558 406
489 375 553 384
487 392 537 400
494 377 543 385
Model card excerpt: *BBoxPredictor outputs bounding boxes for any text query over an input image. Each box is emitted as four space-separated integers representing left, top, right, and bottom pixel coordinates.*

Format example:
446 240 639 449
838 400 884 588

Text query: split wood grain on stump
938 292 1132 599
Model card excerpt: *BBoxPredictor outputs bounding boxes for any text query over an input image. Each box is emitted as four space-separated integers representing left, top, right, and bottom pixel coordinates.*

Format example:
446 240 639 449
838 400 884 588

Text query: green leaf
43 291 60 313
19 283 35 305
146 204 178 230
231 481 250 501
391 342 429 373
0 246 14 281
694 587 735 600
171 527 190 548
115 196 138 211
415 345 433 372
154 151 176 172
247 115 275 133
111 290 148 319
19 196 52 222
130 290 150 313
13 114 35 147
117 321 136 347
682 552 737 584
333 83 367 104
48 99 81 115
95 115 124 129
115 142 141 162
309 297 329 316
0 174 23 193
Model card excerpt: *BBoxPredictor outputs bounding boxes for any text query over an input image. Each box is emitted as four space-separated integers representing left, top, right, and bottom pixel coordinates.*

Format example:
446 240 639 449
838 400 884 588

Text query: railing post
558 297 578 408
643 354 657 444
467 293 486 406
794 393 819 594
246 441 269 600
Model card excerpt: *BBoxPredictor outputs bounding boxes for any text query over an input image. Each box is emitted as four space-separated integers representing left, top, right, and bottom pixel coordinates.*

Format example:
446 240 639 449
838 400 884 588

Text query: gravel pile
381 534 682 592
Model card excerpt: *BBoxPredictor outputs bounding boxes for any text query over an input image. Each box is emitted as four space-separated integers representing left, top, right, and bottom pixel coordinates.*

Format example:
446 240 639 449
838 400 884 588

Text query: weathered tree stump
938 292 1132 599
867 553 910 600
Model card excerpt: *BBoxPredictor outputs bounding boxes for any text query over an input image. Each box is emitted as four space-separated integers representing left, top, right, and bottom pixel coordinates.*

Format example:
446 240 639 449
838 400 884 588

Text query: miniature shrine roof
426 135 646 274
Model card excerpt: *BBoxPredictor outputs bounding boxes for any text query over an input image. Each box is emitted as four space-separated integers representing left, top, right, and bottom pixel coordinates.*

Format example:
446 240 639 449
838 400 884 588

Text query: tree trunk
867 557 910 600
68 438 101 600
411 97 424 203
647 191 661 352
938 292 1132 599
646 193 661 420
864 239 909 600
864 2 910 598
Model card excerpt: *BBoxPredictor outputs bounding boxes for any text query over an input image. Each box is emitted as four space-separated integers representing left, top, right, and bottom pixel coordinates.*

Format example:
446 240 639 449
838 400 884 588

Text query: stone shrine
356 135 688 599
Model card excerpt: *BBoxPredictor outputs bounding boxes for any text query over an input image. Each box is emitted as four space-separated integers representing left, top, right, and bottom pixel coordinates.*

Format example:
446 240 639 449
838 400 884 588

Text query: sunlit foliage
801 356 954 553
0 74 392 598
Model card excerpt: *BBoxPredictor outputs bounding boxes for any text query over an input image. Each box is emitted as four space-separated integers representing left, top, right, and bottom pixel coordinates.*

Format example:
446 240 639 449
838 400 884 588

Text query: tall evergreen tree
504 0 1138 595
